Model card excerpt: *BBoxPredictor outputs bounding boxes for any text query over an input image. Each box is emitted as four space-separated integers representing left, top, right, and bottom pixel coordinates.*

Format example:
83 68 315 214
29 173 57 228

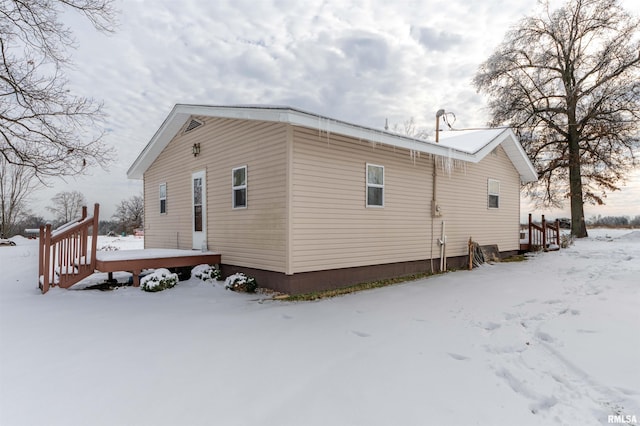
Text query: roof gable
127 104 538 183
436 128 538 182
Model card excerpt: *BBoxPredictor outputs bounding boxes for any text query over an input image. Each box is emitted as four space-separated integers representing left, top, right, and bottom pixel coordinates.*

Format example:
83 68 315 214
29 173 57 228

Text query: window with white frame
366 164 384 207
159 183 167 214
488 179 500 208
232 166 247 209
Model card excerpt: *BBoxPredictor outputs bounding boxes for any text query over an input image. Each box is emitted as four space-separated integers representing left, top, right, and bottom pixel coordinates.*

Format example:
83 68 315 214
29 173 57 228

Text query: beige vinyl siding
143 115 522 276
144 123 197 250
436 146 521 256
290 127 434 273
144 116 288 272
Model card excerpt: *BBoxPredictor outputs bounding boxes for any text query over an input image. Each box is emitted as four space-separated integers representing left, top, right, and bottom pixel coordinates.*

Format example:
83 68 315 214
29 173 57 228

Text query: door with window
192 170 207 250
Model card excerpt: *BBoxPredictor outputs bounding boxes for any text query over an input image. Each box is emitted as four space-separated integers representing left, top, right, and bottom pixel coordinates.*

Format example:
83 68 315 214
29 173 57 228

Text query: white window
366 164 384 207
159 183 167 214
488 179 500 208
232 166 247 209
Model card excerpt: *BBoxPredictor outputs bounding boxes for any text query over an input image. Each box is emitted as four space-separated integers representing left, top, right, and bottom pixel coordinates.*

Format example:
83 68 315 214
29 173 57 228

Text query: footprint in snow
535 331 556 343
615 387 638 396
281 314 293 320
351 330 371 338
483 322 502 331
448 352 470 361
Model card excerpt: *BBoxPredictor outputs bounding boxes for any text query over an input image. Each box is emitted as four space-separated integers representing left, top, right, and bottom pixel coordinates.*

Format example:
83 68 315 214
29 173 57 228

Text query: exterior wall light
192 143 201 157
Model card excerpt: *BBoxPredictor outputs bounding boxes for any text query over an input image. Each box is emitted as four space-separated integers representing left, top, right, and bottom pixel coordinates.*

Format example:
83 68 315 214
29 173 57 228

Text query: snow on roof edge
127 104 537 182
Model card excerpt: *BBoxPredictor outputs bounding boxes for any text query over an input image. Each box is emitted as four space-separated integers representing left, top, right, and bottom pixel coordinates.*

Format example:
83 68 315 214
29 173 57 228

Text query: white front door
192 170 207 250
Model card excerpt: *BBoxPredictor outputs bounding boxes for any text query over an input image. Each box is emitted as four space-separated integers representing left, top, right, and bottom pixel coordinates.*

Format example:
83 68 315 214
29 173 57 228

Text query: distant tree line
1 190 143 237
588 215 640 228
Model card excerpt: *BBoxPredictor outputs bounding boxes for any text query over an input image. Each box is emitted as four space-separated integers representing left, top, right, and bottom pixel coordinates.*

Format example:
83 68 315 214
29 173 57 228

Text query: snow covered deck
38 204 223 293
95 249 221 286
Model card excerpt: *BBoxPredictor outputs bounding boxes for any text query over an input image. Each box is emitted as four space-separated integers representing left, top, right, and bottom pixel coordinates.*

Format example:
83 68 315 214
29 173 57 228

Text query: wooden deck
95 250 221 286
38 204 221 293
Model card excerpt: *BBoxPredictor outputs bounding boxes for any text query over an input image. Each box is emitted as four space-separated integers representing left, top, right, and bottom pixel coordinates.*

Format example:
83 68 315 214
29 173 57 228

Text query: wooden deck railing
39 204 99 294
522 213 560 252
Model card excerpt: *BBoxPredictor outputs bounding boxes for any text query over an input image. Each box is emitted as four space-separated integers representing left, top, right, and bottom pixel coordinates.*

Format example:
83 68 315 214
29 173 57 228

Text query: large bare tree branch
0 0 116 181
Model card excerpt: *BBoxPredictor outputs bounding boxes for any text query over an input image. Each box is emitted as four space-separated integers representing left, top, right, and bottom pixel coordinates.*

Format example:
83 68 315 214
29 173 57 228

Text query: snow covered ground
0 230 638 426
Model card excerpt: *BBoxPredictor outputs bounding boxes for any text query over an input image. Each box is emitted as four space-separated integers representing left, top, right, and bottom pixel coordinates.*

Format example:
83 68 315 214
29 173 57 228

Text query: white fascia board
283 109 477 161
127 104 537 182
446 128 538 183
177 104 474 159
498 130 538 183
127 105 190 179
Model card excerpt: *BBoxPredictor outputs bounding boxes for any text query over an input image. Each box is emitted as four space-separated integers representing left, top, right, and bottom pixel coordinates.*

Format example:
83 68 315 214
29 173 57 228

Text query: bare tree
47 190 87 224
474 0 640 237
113 194 143 235
0 157 37 237
0 0 116 180
391 117 429 139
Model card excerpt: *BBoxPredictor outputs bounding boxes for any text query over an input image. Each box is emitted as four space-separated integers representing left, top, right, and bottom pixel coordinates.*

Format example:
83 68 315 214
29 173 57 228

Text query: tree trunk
568 132 588 238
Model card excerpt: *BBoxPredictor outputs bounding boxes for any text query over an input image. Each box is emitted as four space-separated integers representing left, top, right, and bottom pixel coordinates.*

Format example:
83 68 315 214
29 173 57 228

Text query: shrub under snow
192 264 222 282
224 273 257 293
140 268 178 292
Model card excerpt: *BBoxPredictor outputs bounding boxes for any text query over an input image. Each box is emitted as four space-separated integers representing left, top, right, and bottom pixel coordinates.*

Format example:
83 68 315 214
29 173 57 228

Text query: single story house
127 104 538 294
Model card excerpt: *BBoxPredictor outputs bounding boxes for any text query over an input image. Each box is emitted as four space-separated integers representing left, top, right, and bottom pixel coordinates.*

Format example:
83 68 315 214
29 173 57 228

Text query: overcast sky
34 0 639 222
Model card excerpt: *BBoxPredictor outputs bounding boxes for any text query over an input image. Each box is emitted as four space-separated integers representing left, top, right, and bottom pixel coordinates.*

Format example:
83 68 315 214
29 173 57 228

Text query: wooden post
42 224 52 294
132 270 141 287
468 237 473 270
528 213 533 252
90 204 99 270
555 219 560 246
541 215 547 250
38 225 44 291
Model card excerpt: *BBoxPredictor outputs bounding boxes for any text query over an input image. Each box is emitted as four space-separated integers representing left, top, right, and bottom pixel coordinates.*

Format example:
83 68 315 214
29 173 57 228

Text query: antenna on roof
435 109 445 143
384 118 389 131
435 109 456 142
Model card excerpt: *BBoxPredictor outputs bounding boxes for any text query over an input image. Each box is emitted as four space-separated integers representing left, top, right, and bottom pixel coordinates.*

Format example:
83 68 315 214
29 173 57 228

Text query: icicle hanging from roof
325 118 331 146
316 117 332 146
440 148 454 176
408 145 422 165
436 148 467 177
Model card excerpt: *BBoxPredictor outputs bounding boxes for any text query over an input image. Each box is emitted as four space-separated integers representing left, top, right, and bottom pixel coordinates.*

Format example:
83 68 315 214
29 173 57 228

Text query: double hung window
159 183 167 214
488 179 500 209
233 166 247 209
366 164 384 207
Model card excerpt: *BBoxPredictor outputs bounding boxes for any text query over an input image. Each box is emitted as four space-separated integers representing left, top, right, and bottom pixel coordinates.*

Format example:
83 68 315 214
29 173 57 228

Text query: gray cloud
339 33 390 70
410 26 463 52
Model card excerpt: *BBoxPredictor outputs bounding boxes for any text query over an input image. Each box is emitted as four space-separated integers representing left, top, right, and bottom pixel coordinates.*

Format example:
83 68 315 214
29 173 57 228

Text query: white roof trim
127 104 538 183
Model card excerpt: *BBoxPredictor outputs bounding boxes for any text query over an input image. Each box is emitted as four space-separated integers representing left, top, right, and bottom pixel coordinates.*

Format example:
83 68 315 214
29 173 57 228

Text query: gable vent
185 119 203 133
